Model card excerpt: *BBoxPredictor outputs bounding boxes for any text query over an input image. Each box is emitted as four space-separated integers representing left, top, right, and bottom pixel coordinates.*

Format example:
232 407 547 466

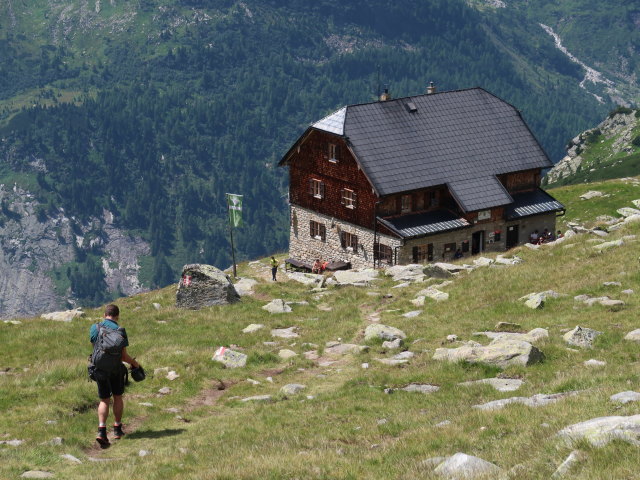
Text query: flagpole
226 195 237 279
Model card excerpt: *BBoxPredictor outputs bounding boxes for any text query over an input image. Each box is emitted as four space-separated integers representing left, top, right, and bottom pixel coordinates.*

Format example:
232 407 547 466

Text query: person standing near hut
270 256 279 281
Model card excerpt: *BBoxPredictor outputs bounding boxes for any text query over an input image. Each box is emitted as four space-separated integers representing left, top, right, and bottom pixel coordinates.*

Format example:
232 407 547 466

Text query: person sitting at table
312 259 323 274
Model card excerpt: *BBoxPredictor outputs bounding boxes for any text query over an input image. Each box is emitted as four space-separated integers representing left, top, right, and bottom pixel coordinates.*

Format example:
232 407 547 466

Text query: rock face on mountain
546 110 638 185
176 264 240 309
0 185 149 319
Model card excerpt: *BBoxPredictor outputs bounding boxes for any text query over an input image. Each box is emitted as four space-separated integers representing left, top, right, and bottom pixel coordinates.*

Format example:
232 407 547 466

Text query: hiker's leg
98 398 110 425
112 395 124 424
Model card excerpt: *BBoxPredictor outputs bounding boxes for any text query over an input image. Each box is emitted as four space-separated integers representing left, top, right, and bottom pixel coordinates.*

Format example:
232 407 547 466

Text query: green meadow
1 178 639 479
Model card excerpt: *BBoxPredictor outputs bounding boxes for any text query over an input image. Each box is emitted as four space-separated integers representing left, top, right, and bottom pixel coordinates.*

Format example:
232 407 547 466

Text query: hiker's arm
121 347 140 368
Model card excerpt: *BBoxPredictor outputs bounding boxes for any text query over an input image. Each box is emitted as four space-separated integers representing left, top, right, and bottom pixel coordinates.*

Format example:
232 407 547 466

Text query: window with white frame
341 188 357 209
309 220 326 241
340 231 358 251
308 178 325 199
328 143 340 162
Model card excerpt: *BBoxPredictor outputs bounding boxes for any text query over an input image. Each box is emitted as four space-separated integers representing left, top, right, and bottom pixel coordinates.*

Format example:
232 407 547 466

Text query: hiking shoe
96 428 110 448
113 423 125 440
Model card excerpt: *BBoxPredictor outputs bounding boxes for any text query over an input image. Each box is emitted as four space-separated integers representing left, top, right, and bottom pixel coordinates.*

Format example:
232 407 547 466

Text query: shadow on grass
127 428 186 440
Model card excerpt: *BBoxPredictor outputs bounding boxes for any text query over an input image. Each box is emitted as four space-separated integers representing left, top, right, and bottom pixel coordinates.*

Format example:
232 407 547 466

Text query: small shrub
584 128 601 144
635 109 640 118
632 135 640 147
608 105 633 118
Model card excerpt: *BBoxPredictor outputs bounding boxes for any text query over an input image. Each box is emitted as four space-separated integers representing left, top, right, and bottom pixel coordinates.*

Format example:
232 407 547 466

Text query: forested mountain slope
0 0 625 315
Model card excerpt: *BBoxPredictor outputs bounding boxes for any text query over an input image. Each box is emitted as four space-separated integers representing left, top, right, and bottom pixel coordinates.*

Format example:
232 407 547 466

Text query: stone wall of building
399 213 558 263
289 205 401 269
290 204 558 268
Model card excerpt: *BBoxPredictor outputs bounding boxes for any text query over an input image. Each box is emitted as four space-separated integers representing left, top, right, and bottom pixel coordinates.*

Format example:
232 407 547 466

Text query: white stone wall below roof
289 205 400 269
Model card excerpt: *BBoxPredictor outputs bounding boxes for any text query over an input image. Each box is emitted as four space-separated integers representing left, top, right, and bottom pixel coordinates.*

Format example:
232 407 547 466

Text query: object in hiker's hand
131 365 146 382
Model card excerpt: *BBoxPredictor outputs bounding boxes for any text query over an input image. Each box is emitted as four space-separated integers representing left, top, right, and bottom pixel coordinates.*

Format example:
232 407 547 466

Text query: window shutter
320 224 326 241
308 179 313 196
353 192 357 208
309 221 314 237
335 145 340 161
340 189 345 205
340 232 345 248
412 246 418 263
353 235 358 250
320 182 325 199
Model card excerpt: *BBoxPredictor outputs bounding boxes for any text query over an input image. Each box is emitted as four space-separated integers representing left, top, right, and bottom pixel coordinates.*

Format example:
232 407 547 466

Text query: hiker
270 256 279 281
453 248 463 259
89 304 141 448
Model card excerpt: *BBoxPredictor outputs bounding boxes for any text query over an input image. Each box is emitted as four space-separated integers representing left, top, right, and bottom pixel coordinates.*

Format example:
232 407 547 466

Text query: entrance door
471 231 484 255
506 225 519 249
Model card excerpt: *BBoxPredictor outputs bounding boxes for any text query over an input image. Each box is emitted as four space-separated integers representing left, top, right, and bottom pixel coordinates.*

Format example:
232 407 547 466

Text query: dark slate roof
448 176 513 212
377 210 470 239
505 189 565 220
343 88 552 199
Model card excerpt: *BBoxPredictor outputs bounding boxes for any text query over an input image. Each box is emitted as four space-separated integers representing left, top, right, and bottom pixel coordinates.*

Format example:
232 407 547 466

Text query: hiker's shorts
96 369 125 399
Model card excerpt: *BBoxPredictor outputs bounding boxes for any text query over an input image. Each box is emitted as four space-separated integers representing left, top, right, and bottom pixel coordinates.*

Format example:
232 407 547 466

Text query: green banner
226 193 243 228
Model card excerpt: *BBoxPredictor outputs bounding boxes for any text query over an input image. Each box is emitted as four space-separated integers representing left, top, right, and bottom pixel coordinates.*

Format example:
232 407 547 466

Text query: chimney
426 81 437 94
380 86 391 102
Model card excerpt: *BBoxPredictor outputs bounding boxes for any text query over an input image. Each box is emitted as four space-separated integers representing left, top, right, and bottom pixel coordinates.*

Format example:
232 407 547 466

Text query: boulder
278 349 298 360
583 359 606 367
234 278 258 296
473 328 548 344
400 383 440 394
333 269 379 286
418 287 449 302
433 338 544 369
473 391 579 411
580 190 604 200
432 452 503 479
563 326 602 348
241 395 272 402
262 299 292 314
20 472 54 479
324 342 368 356
473 257 494 267
617 207 640 217
385 264 426 282
212 347 247 368
557 415 640 447
624 329 640 342
242 324 264 334
402 310 422 318
524 294 544 309
40 308 85 322
364 324 407 342
281 384 306 396
382 338 404 350
176 264 240 309
495 322 522 332
593 239 624 252
610 391 640 404
458 378 523 392
287 272 325 286
271 327 299 338
494 255 522 265
422 264 453 279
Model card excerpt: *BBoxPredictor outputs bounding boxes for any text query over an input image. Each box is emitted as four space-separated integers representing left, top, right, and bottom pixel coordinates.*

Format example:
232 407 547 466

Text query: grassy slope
1 179 640 479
